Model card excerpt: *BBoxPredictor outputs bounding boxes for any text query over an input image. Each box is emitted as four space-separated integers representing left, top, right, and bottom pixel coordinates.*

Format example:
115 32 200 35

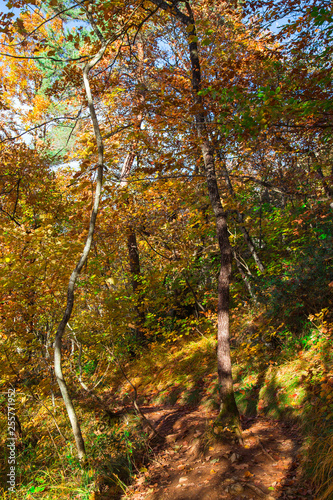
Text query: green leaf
201 38 212 46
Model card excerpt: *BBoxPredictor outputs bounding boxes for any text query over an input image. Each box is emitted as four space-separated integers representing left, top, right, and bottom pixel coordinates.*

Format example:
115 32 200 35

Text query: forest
0 0 332 498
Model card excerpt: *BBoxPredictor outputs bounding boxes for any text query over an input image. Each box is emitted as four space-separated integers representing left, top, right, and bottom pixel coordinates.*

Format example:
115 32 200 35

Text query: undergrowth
1 308 333 499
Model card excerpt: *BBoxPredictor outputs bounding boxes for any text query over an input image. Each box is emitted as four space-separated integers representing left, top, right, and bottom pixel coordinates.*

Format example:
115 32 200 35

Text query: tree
2 0 332 468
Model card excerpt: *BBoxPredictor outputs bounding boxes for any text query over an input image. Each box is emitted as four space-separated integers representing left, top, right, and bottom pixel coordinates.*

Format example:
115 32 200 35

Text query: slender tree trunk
218 153 265 273
150 0 240 430
53 42 107 461
184 2 240 428
232 248 257 301
127 226 145 340
119 42 146 343
238 217 265 273
120 157 145 344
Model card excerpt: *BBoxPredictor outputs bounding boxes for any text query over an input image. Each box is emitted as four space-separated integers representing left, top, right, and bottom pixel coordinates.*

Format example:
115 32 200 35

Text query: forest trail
121 405 314 500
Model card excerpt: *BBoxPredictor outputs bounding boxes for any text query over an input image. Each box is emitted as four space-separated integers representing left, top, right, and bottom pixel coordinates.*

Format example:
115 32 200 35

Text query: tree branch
1 0 88 48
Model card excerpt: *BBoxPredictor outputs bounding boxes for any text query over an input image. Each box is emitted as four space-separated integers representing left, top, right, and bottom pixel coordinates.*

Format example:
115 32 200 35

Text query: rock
179 477 188 484
229 483 244 495
189 438 201 456
166 434 178 443
224 478 235 484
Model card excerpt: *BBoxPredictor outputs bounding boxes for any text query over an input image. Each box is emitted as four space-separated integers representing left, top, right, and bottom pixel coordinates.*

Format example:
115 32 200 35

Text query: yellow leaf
185 24 194 33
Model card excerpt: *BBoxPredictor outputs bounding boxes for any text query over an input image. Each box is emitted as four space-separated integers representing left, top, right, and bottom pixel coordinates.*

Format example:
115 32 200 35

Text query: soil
119 404 315 500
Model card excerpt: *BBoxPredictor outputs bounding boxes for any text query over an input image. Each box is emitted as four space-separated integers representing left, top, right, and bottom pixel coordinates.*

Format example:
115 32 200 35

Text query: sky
0 0 85 34
0 0 22 17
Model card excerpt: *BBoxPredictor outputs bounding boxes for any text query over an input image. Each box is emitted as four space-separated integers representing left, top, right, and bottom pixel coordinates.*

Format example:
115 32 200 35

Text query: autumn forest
0 0 333 498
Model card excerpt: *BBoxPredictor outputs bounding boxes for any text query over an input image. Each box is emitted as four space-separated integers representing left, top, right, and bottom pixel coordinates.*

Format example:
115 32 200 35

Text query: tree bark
53 42 107 461
120 152 145 342
183 2 240 429
150 0 240 430
119 42 146 343
200 140 240 427
127 225 146 341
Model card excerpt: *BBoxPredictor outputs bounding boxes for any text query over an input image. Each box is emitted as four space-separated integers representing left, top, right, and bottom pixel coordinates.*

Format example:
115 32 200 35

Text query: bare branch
0 113 87 144
0 51 92 63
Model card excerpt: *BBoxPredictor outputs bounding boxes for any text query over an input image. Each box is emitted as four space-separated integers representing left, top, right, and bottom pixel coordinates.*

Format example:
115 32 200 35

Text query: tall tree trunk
120 153 145 342
150 0 240 431
119 41 146 343
127 224 145 341
184 2 240 429
200 140 240 428
54 42 107 461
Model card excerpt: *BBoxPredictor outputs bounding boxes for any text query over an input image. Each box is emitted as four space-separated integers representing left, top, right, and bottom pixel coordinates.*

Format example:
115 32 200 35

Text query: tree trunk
127 226 145 341
119 42 147 343
183 1 240 429
200 140 240 428
120 153 146 343
54 42 107 461
150 0 240 431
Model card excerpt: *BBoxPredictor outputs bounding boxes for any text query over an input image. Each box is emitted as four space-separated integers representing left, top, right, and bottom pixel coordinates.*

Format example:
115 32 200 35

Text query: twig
251 432 276 461
2 345 67 443
258 439 275 461
46 428 66 474
106 346 162 438
67 326 113 412
1 0 88 48
243 482 266 497
0 114 88 144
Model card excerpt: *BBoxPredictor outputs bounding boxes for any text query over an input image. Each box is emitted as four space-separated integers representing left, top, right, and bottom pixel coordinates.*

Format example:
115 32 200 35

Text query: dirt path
122 405 314 500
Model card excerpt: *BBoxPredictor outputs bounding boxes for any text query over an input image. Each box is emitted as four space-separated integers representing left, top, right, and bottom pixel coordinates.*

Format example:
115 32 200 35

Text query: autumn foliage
0 0 332 497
